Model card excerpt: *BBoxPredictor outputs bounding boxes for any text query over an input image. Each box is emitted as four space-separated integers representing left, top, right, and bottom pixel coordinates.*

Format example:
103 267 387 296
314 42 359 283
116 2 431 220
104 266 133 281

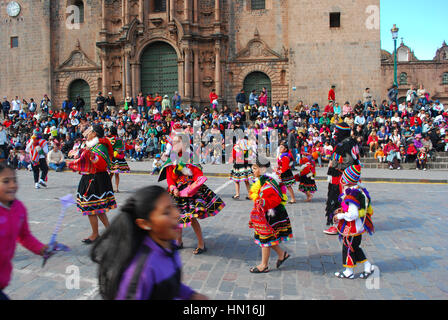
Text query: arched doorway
69 79 91 111
243 71 272 106
141 42 178 98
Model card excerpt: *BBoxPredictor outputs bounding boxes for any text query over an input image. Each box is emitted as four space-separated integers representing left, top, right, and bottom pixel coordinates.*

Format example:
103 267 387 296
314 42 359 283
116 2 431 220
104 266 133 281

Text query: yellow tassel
359 209 366 218
250 180 261 201
367 205 373 216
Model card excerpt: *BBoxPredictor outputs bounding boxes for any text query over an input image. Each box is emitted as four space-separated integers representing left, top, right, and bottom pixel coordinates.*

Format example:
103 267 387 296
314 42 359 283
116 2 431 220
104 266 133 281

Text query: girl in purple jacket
91 186 207 300
0 163 48 300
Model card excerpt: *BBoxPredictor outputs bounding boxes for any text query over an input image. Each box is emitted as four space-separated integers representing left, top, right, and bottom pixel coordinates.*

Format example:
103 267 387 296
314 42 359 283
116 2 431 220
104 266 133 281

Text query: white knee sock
364 261 372 273
343 268 354 277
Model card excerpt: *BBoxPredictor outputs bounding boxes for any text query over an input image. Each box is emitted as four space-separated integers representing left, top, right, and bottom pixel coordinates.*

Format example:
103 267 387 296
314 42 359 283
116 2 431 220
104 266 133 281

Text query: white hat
108 92 112 95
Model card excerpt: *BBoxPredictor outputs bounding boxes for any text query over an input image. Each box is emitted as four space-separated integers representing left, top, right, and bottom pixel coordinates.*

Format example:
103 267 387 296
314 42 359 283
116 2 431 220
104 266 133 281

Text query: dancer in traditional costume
248 156 293 273
25 129 49 189
333 165 375 279
108 126 130 193
69 125 116 244
324 122 360 235
159 135 225 255
276 143 296 204
230 137 253 200
294 157 317 202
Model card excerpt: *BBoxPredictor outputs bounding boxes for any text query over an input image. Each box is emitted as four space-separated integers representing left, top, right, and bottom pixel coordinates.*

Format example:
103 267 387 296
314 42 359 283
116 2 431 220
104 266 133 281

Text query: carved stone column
102 0 106 30
124 48 132 98
184 0 191 22
178 60 185 99
215 0 220 22
194 0 198 23
169 0 175 21
184 48 193 102
214 40 221 98
193 45 200 102
101 51 108 95
139 0 144 23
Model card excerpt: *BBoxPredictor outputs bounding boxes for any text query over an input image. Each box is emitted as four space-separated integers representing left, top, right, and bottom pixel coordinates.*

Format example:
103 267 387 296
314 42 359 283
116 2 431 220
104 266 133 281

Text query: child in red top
294 157 317 202
0 163 48 300
276 143 296 204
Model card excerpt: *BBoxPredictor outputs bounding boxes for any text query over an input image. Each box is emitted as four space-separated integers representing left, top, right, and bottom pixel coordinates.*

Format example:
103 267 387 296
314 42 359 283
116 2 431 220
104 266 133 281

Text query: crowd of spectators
1 84 447 172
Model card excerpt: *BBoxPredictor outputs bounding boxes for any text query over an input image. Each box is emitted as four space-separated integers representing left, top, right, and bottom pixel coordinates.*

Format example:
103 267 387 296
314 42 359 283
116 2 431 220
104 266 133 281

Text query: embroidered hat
341 165 362 185
335 122 351 131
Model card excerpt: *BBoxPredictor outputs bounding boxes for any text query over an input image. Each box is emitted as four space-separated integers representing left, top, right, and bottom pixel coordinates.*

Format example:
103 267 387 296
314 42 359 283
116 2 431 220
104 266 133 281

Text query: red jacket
328 89 335 101
209 92 218 104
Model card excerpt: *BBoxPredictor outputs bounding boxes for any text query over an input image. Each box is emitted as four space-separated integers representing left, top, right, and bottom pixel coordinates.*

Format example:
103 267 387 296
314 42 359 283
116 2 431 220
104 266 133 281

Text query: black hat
92 124 104 138
255 155 271 168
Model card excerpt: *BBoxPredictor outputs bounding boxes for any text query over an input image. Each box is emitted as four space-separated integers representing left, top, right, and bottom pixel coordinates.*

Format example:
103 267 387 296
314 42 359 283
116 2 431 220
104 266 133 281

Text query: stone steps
360 150 448 170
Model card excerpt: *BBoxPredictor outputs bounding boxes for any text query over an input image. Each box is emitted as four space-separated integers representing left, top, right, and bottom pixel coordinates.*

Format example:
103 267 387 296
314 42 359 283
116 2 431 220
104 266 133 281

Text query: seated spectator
390 128 402 148
377 126 389 147
151 154 163 175
312 141 324 167
374 146 386 163
17 149 31 170
47 143 66 172
384 139 402 170
405 141 418 163
7 149 18 169
322 141 333 162
366 130 378 152
133 140 144 161
422 135 434 159
416 147 428 171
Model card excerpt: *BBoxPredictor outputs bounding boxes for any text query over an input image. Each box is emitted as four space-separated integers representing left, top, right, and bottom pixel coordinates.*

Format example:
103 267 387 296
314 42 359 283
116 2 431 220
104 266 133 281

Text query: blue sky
381 0 447 60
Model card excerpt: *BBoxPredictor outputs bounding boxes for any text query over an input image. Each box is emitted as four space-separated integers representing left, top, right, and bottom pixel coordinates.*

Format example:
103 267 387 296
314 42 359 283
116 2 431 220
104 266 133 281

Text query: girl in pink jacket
0 163 47 300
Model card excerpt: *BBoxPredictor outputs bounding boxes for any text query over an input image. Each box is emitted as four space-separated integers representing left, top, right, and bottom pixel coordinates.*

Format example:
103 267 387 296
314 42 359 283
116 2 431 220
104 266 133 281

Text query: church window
399 72 408 85
11 37 18 48
153 0 167 12
251 0 266 10
442 73 448 85
330 12 341 28
74 0 84 23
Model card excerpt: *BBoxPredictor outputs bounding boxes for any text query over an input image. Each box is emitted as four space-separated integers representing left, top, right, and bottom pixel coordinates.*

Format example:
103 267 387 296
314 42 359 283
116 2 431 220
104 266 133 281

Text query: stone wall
0 0 51 102
287 0 381 107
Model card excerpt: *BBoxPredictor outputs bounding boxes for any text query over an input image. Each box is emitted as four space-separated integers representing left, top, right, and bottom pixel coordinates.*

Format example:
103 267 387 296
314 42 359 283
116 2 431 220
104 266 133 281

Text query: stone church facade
381 41 448 105
1 0 382 111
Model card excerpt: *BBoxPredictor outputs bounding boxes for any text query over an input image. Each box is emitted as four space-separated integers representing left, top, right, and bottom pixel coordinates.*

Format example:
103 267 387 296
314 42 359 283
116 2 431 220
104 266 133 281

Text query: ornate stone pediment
57 41 101 72
233 31 287 62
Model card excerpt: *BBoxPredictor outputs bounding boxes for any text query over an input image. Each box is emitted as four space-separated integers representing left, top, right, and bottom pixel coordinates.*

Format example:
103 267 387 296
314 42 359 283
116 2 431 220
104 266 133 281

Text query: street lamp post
391 24 399 87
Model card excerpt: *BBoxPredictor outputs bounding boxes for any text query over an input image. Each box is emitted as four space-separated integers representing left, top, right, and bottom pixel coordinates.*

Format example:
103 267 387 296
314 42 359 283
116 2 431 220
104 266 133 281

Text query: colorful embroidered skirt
280 169 296 187
172 184 226 228
298 176 317 194
250 205 293 248
230 164 253 182
110 157 130 173
76 172 117 216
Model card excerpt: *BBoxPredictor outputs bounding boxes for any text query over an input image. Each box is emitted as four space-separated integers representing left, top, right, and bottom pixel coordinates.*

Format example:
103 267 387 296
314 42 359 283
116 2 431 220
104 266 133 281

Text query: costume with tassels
325 122 360 233
294 157 317 194
333 165 375 279
249 173 293 247
230 139 253 182
69 137 117 216
159 158 225 228
108 135 130 173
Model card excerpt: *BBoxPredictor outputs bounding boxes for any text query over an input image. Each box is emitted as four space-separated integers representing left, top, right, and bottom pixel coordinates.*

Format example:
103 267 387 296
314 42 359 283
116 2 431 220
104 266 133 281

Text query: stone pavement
127 160 448 183
4 170 448 300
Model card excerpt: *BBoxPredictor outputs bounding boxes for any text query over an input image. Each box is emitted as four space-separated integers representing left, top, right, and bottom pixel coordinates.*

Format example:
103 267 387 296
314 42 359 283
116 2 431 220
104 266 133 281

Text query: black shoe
82 238 97 245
